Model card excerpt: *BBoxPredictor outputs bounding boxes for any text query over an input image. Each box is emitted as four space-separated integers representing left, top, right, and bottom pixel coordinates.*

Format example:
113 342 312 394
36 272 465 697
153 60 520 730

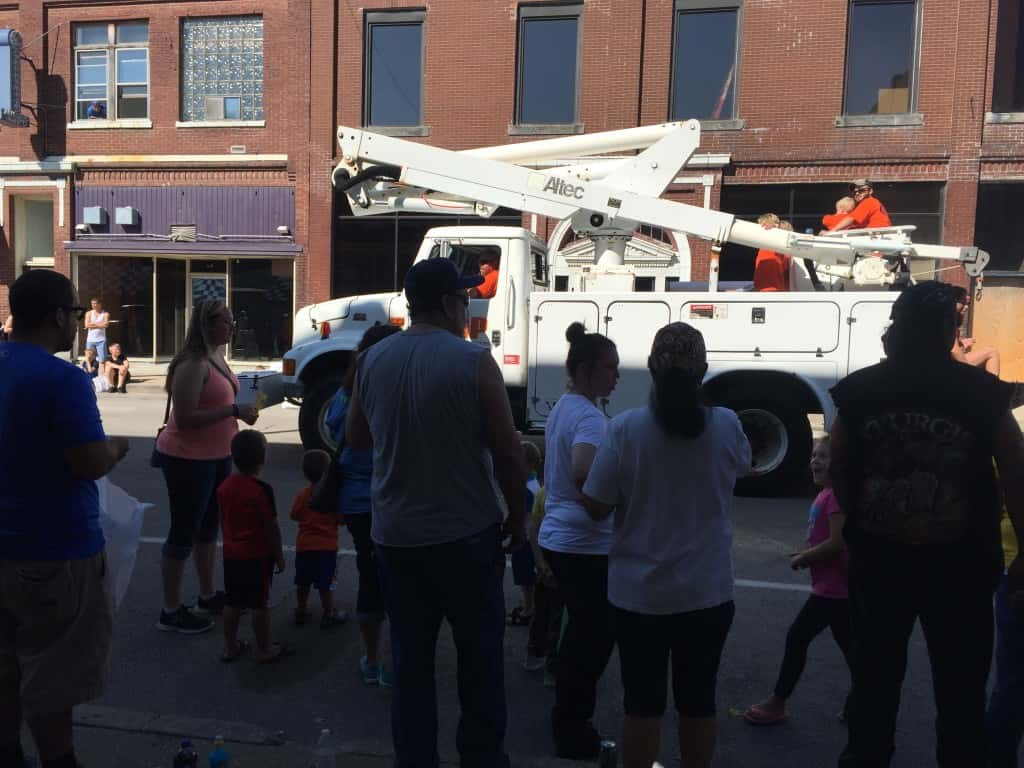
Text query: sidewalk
67 705 581 767
126 360 282 392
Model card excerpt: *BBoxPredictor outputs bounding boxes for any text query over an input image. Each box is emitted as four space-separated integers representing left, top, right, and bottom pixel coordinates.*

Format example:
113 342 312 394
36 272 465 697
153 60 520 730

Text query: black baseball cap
404 258 483 308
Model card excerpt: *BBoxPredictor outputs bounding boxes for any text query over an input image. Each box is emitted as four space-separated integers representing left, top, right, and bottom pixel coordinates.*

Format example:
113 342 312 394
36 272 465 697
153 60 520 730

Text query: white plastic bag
96 478 148 610
93 377 110 394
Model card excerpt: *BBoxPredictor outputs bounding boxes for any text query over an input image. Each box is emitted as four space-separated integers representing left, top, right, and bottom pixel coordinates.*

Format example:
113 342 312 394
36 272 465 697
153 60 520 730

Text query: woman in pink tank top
154 300 259 635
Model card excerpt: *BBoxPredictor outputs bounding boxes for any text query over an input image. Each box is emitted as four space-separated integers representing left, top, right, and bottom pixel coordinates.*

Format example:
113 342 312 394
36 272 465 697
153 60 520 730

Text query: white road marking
138 537 811 592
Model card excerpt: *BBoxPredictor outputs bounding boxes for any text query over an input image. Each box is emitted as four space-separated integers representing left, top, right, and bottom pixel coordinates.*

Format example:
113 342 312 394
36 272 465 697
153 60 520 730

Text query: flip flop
743 704 788 726
257 642 295 665
220 639 250 663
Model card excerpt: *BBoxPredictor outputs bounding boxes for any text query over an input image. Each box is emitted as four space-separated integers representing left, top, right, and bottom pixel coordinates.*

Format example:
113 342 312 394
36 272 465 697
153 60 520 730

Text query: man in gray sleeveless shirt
347 257 526 768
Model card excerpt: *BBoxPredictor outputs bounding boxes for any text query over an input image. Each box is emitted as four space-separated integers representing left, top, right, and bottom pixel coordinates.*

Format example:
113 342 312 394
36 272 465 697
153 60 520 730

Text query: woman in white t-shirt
538 321 619 760
582 322 751 768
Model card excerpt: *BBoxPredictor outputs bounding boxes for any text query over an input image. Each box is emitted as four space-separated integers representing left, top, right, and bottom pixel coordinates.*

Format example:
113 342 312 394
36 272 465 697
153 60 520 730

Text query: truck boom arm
333 122 988 282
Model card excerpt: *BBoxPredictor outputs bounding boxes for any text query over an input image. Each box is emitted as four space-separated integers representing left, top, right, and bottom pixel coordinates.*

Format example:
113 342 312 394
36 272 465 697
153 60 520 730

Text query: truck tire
298 374 344 452
718 394 812 497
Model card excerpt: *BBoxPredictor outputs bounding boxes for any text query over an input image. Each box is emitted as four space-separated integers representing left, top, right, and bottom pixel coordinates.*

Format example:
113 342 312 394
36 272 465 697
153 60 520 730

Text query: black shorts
510 543 536 587
294 550 338 591
224 558 273 610
615 600 735 718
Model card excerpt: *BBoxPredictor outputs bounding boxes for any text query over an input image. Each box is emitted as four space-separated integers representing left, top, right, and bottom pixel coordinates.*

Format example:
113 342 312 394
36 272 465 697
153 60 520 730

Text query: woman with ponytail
582 322 751 768
538 321 619 759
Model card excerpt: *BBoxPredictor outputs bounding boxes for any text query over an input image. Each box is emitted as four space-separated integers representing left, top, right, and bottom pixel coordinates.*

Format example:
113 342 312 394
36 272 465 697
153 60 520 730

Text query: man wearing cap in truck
825 179 892 233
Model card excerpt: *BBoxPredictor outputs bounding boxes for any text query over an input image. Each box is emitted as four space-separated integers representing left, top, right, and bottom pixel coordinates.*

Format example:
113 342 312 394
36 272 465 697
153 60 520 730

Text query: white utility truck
280 121 987 494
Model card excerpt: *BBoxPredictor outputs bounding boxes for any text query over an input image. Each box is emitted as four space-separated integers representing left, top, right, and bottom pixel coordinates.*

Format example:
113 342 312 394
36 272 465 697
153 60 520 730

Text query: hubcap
737 408 788 477
318 399 339 452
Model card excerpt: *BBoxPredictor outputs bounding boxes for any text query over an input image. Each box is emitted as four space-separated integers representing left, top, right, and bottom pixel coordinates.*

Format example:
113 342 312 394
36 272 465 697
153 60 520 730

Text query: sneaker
194 591 225 615
360 655 382 685
543 668 556 688
523 652 546 672
320 610 350 630
156 606 214 634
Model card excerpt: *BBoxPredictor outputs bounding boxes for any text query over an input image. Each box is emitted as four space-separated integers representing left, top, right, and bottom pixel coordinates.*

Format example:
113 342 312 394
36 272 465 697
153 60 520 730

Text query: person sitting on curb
104 342 131 393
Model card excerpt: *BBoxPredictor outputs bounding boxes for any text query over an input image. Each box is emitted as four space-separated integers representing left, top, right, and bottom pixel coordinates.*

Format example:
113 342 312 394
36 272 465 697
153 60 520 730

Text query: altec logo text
528 172 585 200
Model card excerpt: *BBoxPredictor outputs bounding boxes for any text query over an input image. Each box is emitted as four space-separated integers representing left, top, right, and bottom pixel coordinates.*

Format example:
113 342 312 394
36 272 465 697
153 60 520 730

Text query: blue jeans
86 340 106 363
376 525 508 768
988 575 1024 767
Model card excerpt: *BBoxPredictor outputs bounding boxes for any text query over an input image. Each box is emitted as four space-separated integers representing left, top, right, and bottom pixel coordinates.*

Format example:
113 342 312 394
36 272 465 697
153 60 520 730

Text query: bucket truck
279 121 987 494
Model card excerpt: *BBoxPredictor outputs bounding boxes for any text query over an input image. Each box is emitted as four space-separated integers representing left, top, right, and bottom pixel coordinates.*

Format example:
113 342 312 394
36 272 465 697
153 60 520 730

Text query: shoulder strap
161 390 172 428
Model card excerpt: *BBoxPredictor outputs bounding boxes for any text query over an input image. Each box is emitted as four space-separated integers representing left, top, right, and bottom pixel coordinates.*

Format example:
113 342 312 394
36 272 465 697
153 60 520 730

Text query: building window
976 183 1024 271
515 4 583 126
843 1 919 115
993 0 1024 112
14 198 54 277
670 0 741 121
364 11 425 127
74 21 149 121
181 16 264 122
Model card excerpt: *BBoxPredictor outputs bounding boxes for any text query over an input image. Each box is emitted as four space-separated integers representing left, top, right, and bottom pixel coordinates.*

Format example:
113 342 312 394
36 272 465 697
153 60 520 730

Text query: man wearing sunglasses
826 179 892 233
346 257 527 768
0 270 129 768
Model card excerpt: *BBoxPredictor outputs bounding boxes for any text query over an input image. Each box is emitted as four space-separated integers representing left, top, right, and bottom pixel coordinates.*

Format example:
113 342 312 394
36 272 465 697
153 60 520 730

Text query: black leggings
774 594 852 700
542 548 615 735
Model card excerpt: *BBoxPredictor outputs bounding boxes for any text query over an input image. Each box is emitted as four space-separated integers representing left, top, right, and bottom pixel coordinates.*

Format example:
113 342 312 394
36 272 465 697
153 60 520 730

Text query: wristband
232 404 239 419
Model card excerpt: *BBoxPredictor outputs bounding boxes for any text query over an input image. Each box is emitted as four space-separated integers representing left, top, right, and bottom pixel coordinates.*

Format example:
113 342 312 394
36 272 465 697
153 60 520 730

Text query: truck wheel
298 375 343 452
720 395 812 496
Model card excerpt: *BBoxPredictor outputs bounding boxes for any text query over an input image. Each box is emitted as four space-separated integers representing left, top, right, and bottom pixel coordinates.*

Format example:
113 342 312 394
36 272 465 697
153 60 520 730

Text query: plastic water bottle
208 735 230 767
312 728 337 768
173 739 198 768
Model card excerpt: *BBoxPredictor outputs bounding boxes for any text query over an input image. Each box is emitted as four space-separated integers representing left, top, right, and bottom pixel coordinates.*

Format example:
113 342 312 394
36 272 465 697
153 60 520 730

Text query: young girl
744 435 852 726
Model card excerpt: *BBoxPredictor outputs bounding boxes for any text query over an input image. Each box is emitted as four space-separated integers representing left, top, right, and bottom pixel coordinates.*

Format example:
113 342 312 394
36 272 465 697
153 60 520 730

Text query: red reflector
282 358 296 377
319 321 330 339
389 317 404 327
503 355 520 365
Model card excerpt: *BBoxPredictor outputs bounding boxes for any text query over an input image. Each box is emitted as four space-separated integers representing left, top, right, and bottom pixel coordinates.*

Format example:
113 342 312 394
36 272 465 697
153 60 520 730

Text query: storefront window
75 255 154 358
230 259 293 360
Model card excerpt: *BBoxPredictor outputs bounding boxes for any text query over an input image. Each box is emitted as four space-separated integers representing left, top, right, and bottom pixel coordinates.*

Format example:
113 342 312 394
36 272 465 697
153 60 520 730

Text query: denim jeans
839 550 995 767
376 525 508 768
987 574 1024 768
85 339 106 363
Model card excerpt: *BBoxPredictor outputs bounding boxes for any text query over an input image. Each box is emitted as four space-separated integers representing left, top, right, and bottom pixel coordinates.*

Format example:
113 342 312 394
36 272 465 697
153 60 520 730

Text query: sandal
220 639 250 663
743 704 788 726
257 642 295 664
506 606 534 626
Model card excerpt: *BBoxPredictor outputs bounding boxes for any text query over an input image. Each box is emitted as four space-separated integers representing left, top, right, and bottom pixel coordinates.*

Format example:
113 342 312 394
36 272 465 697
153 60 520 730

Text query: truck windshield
428 243 502 278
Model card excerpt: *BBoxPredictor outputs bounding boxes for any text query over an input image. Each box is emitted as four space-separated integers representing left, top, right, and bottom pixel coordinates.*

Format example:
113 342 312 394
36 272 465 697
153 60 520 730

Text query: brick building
1 0 1021 360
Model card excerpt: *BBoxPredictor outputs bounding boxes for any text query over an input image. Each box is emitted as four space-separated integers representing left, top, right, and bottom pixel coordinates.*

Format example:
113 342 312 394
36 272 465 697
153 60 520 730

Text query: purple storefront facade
65 186 301 362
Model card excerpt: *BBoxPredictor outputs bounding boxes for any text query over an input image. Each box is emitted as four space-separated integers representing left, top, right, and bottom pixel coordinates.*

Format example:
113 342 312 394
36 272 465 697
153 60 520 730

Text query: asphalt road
82 390 966 767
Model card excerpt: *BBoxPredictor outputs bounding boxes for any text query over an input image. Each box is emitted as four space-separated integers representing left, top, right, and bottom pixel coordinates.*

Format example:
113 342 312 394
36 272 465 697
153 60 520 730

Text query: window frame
841 0 923 119
668 0 744 127
179 15 265 125
72 21 150 124
363 10 427 134
512 3 584 133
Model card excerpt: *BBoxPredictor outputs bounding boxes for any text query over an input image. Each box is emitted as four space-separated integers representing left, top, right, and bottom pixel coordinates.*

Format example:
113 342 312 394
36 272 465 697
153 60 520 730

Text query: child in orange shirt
822 196 856 231
754 213 791 291
218 430 288 663
291 449 348 629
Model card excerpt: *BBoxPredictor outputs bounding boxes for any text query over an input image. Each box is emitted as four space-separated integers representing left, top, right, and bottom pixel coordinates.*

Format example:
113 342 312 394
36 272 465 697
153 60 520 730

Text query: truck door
603 300 672 417
529 299 601 423
846 300 895 375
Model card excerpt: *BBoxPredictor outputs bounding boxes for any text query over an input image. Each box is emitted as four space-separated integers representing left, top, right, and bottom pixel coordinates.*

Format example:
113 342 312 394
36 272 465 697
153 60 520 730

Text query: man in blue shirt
0 270 129 768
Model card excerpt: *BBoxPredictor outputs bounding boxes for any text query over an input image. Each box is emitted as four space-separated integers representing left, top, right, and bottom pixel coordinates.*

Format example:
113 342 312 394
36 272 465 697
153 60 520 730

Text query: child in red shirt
822 196 856 231
291 450 347 629
217 429 287 663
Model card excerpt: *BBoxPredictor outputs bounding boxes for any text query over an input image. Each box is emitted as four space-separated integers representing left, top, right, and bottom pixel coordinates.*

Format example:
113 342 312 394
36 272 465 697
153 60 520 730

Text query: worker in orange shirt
471 253 500 299
754 213 790 291
826 179 892 232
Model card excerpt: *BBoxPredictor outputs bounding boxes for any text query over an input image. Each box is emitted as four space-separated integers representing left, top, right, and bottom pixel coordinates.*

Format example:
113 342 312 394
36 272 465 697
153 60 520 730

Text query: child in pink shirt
743 435 851 725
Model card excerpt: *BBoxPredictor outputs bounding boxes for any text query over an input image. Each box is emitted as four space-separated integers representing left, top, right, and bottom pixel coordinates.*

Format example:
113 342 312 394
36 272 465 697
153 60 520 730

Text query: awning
63 239 302 257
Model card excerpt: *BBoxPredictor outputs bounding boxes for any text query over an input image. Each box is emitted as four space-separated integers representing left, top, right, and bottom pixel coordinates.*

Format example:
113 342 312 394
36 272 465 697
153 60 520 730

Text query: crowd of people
1 261 1022 768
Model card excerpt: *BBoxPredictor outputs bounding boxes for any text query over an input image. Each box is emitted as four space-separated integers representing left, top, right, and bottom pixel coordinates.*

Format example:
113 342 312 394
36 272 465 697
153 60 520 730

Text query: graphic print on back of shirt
858 411 973 544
